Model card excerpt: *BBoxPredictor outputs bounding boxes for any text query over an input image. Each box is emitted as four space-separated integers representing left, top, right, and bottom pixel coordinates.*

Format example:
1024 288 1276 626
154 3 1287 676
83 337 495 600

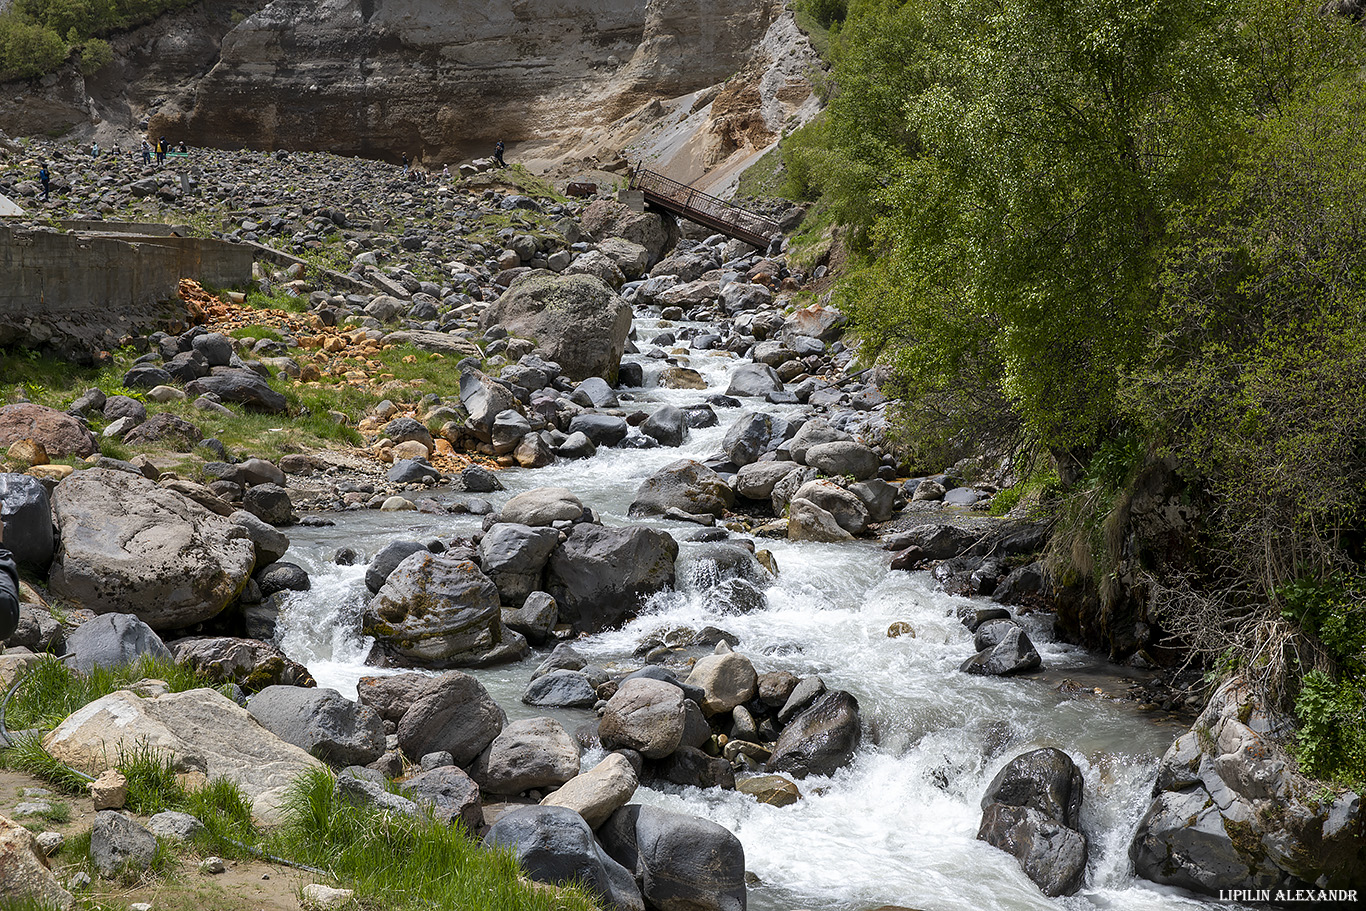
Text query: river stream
272 314 1243 911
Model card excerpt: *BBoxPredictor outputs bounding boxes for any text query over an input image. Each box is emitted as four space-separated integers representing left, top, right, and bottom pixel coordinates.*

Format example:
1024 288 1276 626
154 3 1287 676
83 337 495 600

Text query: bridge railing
629 166 781 248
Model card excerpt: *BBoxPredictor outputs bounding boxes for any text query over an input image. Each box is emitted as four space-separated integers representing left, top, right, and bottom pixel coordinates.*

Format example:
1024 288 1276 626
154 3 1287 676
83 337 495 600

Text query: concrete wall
0 225 254 358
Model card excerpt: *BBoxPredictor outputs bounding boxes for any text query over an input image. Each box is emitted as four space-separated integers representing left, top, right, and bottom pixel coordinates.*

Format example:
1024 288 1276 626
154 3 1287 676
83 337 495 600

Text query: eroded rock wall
151 0 782 163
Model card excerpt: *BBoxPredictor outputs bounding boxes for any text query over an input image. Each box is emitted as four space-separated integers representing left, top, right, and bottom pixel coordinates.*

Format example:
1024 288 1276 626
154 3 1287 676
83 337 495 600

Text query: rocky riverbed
0 140 1360 910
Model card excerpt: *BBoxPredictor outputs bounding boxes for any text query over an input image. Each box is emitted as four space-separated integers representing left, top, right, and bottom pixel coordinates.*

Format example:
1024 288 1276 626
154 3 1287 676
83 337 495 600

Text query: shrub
78 36 111 74
0 14 67 79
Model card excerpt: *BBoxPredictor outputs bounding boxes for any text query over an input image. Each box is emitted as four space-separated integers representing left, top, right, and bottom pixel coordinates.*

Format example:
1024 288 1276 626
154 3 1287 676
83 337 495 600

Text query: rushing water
273 315 1242 911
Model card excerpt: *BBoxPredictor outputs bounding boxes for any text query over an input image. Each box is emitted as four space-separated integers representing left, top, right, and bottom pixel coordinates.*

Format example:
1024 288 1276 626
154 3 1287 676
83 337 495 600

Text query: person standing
141 139 151 166
38 163 50 201
401 152 410 174
494 140 505 168
156 136 166 166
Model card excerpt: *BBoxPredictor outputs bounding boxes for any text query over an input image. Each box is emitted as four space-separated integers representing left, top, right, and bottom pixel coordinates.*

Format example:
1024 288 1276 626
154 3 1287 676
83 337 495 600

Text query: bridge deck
629 166 780 249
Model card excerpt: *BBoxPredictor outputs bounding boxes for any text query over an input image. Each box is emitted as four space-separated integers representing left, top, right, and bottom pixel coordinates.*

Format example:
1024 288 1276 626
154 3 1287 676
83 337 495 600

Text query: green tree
0 13 67 78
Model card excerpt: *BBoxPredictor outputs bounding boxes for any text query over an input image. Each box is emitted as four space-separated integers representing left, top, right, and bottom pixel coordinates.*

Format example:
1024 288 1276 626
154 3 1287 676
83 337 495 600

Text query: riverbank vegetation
779 0 1366 786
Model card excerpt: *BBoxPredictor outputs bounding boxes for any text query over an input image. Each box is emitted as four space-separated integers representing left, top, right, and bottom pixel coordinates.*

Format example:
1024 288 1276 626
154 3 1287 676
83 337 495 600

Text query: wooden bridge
628 166 782 249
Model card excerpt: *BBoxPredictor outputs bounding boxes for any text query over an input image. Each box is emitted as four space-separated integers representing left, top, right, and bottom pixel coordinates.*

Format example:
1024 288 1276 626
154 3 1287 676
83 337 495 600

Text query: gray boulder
793 480 869 536
599 678 686 760
720 412 772 467
725 363 782 398
365 540 427 593
480 272 633 382
358 671 505 768
49 469 255 629
978 804 1088 897
568 414 629 447
388 458 441 484
229 510 289 568
459 370 515 434
402 765 483 829
169 636 312 690
362 551 511 667
786 498 853 543
479 523 561 606
732 461 801 501
383 416 435 452
546 524 678 633
523 670 599 708
498 487 584 526
254 561 309 597
978 749 1088 896
483 806 644 911
640 405 688 447
147 810 204 842
960 626 1042 676
628 460 735 520
786 419 852 463
0 474 54 570
472 717 580 795
502 591 558 645
684 651 757 716
246 686 384 767
803 441 880 481
572 376 620 409
600 804 746 911
65 613 173 674
90 811 158 877
767 691 862 779
184 368 287 413
243 483 292 525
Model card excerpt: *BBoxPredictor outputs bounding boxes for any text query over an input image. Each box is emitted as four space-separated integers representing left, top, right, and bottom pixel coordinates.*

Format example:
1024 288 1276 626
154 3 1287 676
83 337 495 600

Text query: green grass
736 147 787 200
2 732 93 793
268 769 602 911
229 324 284 342
1 655 210 733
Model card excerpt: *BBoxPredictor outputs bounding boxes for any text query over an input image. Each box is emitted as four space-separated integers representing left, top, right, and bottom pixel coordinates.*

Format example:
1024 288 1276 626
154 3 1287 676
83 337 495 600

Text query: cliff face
150 0 782 162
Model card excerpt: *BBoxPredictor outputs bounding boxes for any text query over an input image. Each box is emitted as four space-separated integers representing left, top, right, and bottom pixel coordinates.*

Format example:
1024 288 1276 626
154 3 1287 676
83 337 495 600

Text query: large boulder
1130 679 1366 896
546 524 678 632
540 752 639 829
90 811 158 877
803 441 880 481
471 717 580 795
0 474 54 571
478 523 561 606
599 678 687 760
122 413 203 450
184 367 288 413
766 691 862 779
497 487 585 526
483 806 644 911
0 403 96 458
732 461 801 501
600 804 746 911
65 614 173 673
793 480 869 536
786 418 852 464
246 686 385 767
358 672 506 767
523 669 599 708
640 405 688 447
169 637 314 690
0 814 72 908
786 498 853 543
362 551 511 667
720 412 772 466
628 460 735 520
725 363 782 398
782 302 846 343
480 272 633 382
43 688 324 822
978 749 1088 896
581 199 674 262
960 626 1042 676
48 469 255 629
364 540 428 593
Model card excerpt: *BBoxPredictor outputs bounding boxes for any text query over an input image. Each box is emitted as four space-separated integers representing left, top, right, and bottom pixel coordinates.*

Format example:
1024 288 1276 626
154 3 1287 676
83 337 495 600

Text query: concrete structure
0 222 253 360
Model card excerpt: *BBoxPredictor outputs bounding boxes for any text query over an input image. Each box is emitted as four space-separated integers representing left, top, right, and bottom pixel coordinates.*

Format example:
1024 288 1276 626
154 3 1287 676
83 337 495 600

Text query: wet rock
484 806 643 911
600 804 746 911
629 459 735 519
640 405 688 447
725 363 783 398
978 749 1088 896
960 626 1041 676
793 479 869 536
479 523 560 606
498 487 585 526
546 524 678 633
568 414 629 447
767 690 862 779
229 510 289 568
243 482 293 525
684 651 757 716
523 670 599 709
720 411 773 466
501 591 558 645
365 540 428 593
737 775 801 807
732 461 801 501
651 746 736 790
481 273 633 382
786 498 853 543
362 551 512 668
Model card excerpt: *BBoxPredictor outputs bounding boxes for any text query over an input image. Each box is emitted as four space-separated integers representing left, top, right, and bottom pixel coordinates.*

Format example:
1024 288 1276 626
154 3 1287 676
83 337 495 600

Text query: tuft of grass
185 776 259 860
1 732 93 794
117 741 188 815
229 324 284 342
2 655 209 733
268 769 602 911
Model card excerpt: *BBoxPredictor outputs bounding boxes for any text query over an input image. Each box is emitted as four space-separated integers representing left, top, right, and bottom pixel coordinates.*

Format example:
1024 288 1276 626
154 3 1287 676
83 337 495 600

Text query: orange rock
7 439 48 465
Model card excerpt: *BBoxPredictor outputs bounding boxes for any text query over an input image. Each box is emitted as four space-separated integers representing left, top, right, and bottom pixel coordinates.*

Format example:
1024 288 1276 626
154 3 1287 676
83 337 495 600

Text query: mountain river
272 312 1249 911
